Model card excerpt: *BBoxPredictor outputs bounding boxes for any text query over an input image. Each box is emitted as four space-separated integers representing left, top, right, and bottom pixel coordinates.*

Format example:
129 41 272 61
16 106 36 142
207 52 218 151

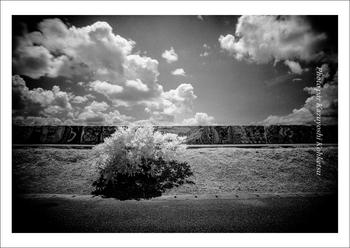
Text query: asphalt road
12 193 337 233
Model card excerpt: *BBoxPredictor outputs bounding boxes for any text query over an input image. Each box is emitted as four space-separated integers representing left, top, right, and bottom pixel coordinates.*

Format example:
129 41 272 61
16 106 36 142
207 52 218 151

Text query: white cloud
104 110 134 125
260 108 314 125
125 79 149 92
13 18 135 81
161 47 178 63
77 101 132 125
12 18 166 115
12 75 134 125
161 83 197 115
88 78 161 107
260 64 337 125
12 75 73 117
77 110 131 125
13 74 203 126
197 15 204 21
219 16 327 64
219 34 235 54
183 112 215 125
149 112 176 125
124 54 159 85
85 101 109 112
12 45 66 79
200 43 211 57
284 60 304 75
12 75 76 123
144 83 197 124
86 77 198 124
77 111 105 124
89 80 124 99
89 54 163 107
12 19 205 125
13 116 64 126
171 68 186 76
132 119 158 126
71 95 89 104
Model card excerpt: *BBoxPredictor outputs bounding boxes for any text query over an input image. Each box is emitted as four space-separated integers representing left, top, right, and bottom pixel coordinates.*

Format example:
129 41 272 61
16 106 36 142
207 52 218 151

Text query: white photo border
1 1 349 247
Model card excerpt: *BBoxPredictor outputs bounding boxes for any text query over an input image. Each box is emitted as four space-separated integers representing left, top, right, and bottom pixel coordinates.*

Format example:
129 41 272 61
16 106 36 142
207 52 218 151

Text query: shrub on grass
92 125 193 199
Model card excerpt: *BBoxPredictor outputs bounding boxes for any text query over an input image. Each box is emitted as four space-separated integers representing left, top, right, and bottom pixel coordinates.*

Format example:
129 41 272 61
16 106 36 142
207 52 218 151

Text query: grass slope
12 147 337 195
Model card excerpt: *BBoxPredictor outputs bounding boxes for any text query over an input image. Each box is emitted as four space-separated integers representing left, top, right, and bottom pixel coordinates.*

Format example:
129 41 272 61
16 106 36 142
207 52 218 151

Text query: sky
12 15 338 126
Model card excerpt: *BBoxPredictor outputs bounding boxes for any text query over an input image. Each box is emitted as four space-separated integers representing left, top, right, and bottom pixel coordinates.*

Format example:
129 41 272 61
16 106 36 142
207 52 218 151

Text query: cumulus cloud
161 47 178 63
12 19 202 125
85 53 163 107
71 95 89 104
219 16 327 65
124 54 160 85
219 16 336 125
144 83 197 123
89 80 123 98
84 101 109 112
260 108 314 125
125 79 149 92
12 75 73 120
13 19 165 110
283 60 305 74
13 74 199 126
12 75 133 125
183 112 215 125
13 116 64 126
12 45 66 79
87 81 198 124
13 18 134 81
12 75 74 123
77 101 133 125
260 64 337 125
171 68 186 76
161 83 197 115
302 75 337 124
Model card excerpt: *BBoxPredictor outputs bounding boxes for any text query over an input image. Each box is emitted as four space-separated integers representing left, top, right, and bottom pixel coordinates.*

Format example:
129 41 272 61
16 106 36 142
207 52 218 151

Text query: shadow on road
12 193 337 233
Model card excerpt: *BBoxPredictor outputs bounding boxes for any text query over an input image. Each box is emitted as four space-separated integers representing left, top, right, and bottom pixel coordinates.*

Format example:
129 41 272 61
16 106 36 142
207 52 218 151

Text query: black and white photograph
1 1 349 247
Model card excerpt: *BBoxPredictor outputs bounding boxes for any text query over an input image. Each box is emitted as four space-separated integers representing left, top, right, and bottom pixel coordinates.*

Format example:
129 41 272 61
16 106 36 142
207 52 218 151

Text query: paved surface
13 193 337 233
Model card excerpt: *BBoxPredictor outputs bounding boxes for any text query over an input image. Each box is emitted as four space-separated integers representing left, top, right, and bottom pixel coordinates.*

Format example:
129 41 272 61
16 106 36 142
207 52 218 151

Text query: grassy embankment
12 147 338 195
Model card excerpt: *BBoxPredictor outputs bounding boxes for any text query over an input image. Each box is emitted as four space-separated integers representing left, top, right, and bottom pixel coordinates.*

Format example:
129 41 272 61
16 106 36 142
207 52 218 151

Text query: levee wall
12 125 337 145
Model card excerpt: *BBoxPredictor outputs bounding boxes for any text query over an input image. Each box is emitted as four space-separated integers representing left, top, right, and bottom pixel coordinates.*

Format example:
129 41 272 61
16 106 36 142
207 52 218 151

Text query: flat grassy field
12 147 338 195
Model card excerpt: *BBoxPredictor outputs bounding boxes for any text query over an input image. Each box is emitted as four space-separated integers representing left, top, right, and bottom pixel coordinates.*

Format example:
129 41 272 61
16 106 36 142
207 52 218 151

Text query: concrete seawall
12 125 337 145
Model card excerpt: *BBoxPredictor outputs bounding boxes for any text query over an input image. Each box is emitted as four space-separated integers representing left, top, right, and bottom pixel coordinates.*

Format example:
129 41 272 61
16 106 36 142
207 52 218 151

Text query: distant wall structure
12 125 338 145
